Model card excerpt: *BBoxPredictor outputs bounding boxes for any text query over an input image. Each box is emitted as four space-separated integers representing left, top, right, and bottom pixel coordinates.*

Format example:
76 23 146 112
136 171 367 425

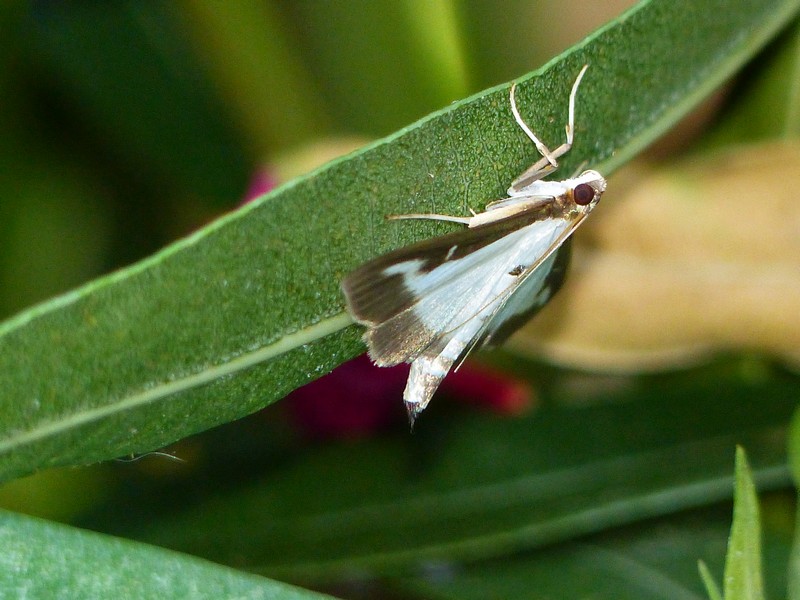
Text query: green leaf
700 560 725 600
788 406 800 488
404 511 736 600
0 510 334 600
1 0 799 482
789 492 800 600
397 503 794 600
80 375 794 582
723 447 765 600
786 408 800 600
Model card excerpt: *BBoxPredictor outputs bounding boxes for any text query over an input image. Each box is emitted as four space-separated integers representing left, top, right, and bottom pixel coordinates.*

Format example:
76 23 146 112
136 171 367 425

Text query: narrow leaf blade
723 447 766 600
699 560 724 600
0 510 334 600
1 0 799 482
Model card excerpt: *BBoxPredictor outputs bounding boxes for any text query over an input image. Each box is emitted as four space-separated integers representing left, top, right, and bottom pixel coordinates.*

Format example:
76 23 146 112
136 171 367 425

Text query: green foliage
787 409 800 599
80 375 794 584
0 510 334 599
1 0 798 484
700 561 725 600
723 448 766 600
699 448 766 600
0 0 799 598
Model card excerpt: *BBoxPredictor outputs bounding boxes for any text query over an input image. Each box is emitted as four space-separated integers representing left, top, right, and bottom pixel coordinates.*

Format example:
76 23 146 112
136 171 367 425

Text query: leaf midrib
0 312 352 453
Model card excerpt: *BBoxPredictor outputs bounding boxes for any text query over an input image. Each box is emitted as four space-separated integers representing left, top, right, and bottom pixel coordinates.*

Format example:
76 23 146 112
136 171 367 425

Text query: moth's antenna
565 64 589 146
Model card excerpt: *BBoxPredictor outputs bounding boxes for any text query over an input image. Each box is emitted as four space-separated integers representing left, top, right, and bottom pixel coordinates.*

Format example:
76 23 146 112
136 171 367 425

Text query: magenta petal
242 169 279 205
440 363 535 415
288 355 409 438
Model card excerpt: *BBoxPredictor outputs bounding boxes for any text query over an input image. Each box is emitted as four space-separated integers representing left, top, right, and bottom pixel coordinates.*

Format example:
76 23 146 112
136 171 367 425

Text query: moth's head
570 169 606 211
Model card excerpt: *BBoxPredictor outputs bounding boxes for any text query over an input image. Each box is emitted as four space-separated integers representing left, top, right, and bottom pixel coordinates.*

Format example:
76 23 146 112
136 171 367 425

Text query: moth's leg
508 64 589 193
387 213 472 225
483 190 551 209
507 156 558 194
509 82 558 168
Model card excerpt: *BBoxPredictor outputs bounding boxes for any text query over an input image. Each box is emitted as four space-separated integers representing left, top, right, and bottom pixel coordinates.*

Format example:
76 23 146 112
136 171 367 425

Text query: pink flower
287 354 408 438
440 362 534 416
288 355 535 438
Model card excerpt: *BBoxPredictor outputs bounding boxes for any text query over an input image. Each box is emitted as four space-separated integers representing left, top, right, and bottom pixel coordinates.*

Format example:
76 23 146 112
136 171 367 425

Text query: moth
342 65 606 425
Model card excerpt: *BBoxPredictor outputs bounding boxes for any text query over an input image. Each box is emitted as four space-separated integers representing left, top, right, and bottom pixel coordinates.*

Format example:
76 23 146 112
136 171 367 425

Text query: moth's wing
478 239 571 348
342 211 570 366
468 211 590 354
395 220 577 419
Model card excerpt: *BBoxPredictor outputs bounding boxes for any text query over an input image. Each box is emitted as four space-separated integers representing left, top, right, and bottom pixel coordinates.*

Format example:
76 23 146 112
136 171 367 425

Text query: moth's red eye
574 183 595 206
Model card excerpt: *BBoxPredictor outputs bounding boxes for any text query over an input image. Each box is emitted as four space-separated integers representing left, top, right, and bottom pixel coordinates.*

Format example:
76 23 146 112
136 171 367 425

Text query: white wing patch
406 218 568 333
